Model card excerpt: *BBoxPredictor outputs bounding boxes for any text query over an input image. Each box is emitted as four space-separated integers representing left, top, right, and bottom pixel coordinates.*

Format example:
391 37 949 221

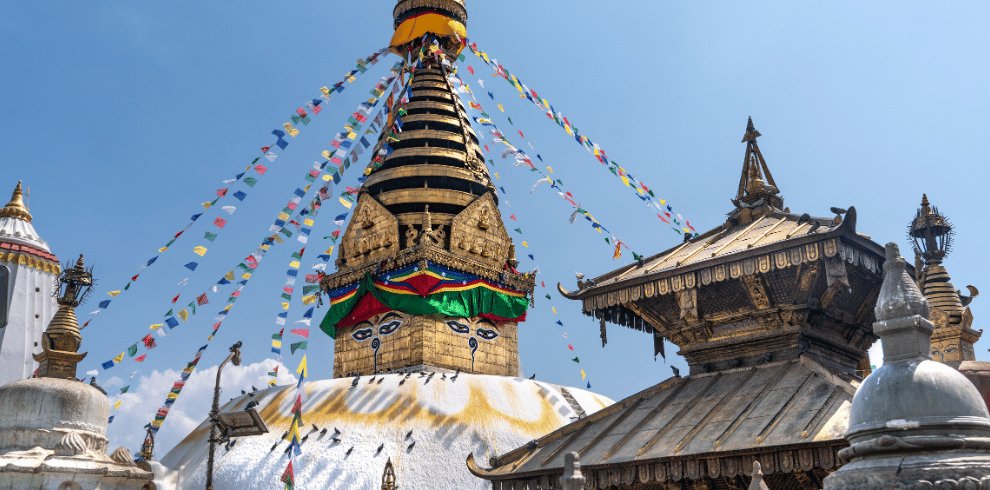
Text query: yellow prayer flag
521 241 529 248
113 400 122 409
272 340 282 349
151 420 163 428
302 294 317 305
149 323 163 330
193 246 208 257
324 246 335 256
177 309 189 321
322 150 333 160
303 218 315 227
322 174 332 182
224 271 235 281
113 352 125 363
320 86 331 97
297 355 308 378
281 302 290 311
283 123 300 137
580 369 587 381
223 303 234 311
497 103 504 112
108 290 121 297
494 172 500 180
158 247 169 253
278 212 290 221
202 201 213 209
551 306 558 315
339 196 353 209
346 131 357 140
289 261 301 269
167 393 178 400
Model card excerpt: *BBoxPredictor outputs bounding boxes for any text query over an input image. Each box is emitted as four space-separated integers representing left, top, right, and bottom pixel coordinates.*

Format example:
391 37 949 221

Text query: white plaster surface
162 373 613 489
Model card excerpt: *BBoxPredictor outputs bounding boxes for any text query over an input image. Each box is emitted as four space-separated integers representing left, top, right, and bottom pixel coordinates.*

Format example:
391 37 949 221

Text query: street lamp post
206 341 241 490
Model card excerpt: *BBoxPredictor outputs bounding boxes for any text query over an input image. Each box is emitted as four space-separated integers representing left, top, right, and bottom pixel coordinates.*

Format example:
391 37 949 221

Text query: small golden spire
35 254 92 379
0 181 32 222
381 458 397 490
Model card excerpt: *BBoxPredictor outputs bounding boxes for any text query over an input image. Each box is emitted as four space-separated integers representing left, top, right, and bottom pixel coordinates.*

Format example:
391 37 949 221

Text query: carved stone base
824 451 990 489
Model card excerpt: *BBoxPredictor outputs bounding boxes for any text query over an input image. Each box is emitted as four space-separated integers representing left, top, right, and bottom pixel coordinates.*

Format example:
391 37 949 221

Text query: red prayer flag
216 188 228 197
255 164 268 175
260 146 271 153
196 293 209 306
134 354 146 362
213 217 227 229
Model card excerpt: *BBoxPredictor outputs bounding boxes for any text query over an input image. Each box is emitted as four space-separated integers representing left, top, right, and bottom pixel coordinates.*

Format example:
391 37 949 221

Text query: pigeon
283 446 291 455
247 392 255 398
829 207 848 216
441 373 447 380
528 373 536 380
419 372 427 377
331 436 342 444
375 443 385 455
399 378 406 386
451 370 460 381
251 385 258 392
280 430 289 440
301 434 310 443
311 424 319 433
369 376 376 384
405 430 413 440
229 440 238 448
797 213 812 226
345 446 354 457
407 440 416 451
671 366 681 378
377 377 384 384
245 400 259 410
319 428 328 436
351 377 359 388
241 390 247 395
333 427 341 437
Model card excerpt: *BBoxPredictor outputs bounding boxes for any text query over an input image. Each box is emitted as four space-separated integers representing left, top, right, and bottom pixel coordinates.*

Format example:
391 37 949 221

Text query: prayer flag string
83 48 391 330
442 55 640 260
466 41 696 237
269 63 408 387
94 60 406 375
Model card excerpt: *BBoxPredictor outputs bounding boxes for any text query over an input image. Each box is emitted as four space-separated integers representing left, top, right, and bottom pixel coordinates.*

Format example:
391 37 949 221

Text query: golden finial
0 181 32 223
381 458 397 490
34 254 93 379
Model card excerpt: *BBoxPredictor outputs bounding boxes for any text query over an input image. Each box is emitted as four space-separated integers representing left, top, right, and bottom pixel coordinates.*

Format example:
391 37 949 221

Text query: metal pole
206 341 241 490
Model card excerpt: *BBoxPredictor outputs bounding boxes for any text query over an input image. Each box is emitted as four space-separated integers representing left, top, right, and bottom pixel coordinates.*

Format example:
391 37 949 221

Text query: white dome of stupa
161 372 611 489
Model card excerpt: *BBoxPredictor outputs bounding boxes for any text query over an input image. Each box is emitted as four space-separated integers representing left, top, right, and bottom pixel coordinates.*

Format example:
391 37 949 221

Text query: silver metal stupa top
824 243 990 489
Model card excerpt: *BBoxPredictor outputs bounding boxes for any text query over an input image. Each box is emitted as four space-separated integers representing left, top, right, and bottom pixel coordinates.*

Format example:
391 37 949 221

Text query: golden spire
730 118 783 225
0 181 32 222
35 254 92 379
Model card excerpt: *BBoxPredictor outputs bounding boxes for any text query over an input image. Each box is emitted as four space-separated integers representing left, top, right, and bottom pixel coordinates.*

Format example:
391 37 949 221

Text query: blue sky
3 0 990 436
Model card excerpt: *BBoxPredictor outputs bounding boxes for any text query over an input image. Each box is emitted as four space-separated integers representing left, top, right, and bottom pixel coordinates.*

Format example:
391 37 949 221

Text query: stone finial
873 243 932 364
748 461 770 490
559 452 586 490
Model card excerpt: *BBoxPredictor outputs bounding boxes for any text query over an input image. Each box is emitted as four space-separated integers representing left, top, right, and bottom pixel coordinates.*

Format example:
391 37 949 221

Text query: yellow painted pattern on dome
257 378 563 438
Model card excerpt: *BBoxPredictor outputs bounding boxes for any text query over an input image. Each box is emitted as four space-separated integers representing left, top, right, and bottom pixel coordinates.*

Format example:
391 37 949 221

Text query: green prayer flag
127 344 138 357
243 177 258 187
572 357 580 363
290 341 308 354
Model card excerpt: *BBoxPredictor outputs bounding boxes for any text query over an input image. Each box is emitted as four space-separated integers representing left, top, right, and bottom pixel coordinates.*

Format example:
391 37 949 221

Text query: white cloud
105 359 293 457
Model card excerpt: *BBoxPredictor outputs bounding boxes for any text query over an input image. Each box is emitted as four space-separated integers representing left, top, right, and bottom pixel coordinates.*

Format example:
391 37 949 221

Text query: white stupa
0 181 60 386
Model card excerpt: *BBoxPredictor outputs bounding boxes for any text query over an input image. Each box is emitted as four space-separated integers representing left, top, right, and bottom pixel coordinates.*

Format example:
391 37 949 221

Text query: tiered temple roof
471 120 890 488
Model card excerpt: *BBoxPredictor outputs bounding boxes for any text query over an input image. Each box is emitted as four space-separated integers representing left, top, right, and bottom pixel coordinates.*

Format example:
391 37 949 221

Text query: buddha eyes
447 321 471 334
352 328 374 341
448 321 499 340
378 320 402 336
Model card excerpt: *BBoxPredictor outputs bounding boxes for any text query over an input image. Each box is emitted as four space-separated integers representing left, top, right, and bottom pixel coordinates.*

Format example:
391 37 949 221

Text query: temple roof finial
0 181 32 223
730 118 783 223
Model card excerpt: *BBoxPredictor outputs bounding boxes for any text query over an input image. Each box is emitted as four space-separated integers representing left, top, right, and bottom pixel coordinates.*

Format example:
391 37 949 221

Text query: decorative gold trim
0 251 60 274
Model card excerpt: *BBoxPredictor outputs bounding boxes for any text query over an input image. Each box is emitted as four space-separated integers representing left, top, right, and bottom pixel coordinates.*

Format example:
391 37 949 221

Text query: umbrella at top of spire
390 0 468 54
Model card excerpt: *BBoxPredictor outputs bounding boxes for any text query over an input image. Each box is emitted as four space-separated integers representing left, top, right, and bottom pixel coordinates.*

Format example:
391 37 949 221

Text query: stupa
160 1 613 488
0 255 154 489
0 181 60 386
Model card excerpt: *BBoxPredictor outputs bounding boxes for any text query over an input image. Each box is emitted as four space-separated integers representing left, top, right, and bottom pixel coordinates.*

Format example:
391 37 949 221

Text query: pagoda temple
160 2 612 488
469 119 890 488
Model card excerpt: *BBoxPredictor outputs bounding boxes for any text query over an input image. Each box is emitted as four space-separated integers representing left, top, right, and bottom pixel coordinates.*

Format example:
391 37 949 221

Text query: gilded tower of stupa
320 0 534 378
